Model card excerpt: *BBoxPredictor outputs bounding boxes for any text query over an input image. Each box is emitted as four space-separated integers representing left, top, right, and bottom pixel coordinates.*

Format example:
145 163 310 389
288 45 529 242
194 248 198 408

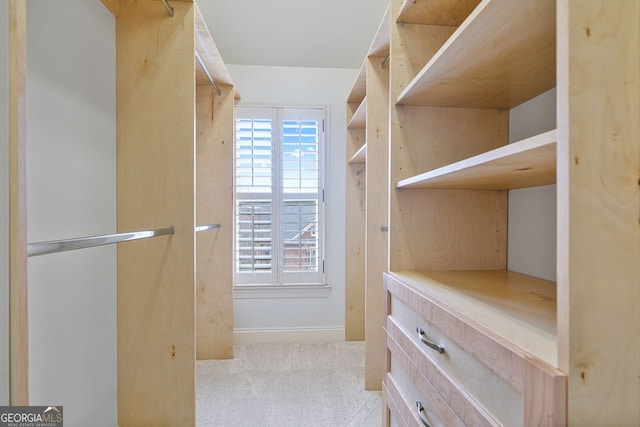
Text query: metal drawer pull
416 401 431 427
416 327 445 354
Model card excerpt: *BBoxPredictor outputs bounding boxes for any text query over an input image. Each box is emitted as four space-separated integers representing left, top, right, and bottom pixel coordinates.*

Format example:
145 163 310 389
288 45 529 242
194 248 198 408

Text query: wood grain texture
347 97 366 129
384 374 419 427
368 5 390 58
364 56 389 391
398 130 557 190
387 317 501 426
385 272 567 425
397 0 556 108
393 23 455 98
391 294 524 420
345 128 366 341
392 106 508 182
397 0 480 26
524 356 567 426
347 62 366 104
116 1 195 425
557 0 640 424
391 189 507 271
388 333 466 427
389 104 508 272
195 83 234 360
8 0 27 406
387 271 558 368
349 144 367 164
194 3 234 87
383 378 409 427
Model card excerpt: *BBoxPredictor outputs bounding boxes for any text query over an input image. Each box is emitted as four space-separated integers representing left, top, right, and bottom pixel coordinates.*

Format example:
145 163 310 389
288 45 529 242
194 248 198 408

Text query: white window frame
233 105 329 298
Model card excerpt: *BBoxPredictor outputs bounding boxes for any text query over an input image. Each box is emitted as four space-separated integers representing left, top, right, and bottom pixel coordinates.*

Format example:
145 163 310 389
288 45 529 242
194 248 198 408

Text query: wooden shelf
347 61 367 104
389 270 557 366
368 5 390 57
349 144 367 164
397 0 480 26
396 0 555 108
397 129 556 190
347 97 367 129
194 4 234 87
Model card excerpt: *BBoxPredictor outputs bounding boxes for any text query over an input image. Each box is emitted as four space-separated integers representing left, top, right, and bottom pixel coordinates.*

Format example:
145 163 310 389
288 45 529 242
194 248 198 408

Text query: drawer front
384 378 410 427
390 295 522 426
384 272 567 427
387 330 466 427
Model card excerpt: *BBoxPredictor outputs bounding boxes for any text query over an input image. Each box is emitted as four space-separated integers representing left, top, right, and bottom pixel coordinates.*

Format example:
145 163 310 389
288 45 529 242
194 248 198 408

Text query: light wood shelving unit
345 5 390 390
6 0 28 405
106 1 237 425
390 0 557 359
374 0 639 425
7 0 237 417
194 6 235 363
397 129 556 190
347 96 367 130
345 60 367 342
349 144 367 164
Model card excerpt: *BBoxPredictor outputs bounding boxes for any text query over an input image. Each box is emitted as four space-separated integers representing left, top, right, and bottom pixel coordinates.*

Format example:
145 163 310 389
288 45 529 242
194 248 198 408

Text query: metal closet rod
196 223 221 232
162 0 222 95
195 50 222 96
27 226 175 258
381 54 390 69
161 0 174 17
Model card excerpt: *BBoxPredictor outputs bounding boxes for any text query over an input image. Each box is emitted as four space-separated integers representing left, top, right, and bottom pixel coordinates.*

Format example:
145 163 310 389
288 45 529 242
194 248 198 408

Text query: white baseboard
233 326 345 344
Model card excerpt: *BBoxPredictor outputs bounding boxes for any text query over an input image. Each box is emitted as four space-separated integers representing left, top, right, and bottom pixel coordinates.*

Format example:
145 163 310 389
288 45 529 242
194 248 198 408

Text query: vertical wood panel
389 108 508 271
365 56 389 390
196 83 234 360
389 0 509 273
557 0 640 424
8 0 28 406
524 357 567 427
116 1 195 425
345 128 366 341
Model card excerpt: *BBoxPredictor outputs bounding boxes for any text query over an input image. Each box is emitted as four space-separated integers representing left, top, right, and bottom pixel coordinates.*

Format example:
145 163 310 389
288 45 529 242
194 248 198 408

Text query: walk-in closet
2 1 638 426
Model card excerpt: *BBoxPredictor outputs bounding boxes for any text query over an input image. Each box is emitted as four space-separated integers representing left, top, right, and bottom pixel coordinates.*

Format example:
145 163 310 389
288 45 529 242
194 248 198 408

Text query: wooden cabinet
346 0 639 425
384 272 565 426
345 6 391 390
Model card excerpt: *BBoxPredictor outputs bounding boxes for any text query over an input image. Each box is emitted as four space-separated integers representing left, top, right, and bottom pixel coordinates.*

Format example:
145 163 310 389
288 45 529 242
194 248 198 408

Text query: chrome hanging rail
27 226 175 257
194 50 222 96
195 224 221 233
161 0 174 17
381 54 390 69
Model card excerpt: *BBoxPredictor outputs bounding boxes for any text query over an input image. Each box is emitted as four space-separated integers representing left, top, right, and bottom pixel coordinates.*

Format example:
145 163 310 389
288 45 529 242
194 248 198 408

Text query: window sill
233 284 332 299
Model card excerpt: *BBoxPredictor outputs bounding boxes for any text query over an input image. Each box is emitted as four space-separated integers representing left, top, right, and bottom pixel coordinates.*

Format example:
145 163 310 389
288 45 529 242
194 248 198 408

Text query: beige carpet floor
196 341 382 427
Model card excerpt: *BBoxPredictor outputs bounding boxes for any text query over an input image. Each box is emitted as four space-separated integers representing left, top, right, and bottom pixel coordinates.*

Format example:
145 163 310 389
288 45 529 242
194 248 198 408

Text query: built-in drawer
384 341 465 427
384 272 566 426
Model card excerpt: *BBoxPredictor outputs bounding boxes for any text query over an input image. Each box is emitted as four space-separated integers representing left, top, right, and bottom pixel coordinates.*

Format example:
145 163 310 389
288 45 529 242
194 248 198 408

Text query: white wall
26 1 116 425
508 89 557 281
229 64 357 337
0 2 10 406
197 0 389 68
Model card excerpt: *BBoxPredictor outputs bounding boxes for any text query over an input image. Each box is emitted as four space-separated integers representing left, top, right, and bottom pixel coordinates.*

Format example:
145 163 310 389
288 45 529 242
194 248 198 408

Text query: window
234 106 325 288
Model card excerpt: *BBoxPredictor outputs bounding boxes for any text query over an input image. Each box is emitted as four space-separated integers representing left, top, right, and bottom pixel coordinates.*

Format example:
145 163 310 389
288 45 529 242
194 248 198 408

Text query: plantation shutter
235 108 274 284
234 106 324 286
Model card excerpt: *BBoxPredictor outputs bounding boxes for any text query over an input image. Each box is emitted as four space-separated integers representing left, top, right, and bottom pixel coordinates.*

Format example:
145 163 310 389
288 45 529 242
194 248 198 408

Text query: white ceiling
197 0 389 69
